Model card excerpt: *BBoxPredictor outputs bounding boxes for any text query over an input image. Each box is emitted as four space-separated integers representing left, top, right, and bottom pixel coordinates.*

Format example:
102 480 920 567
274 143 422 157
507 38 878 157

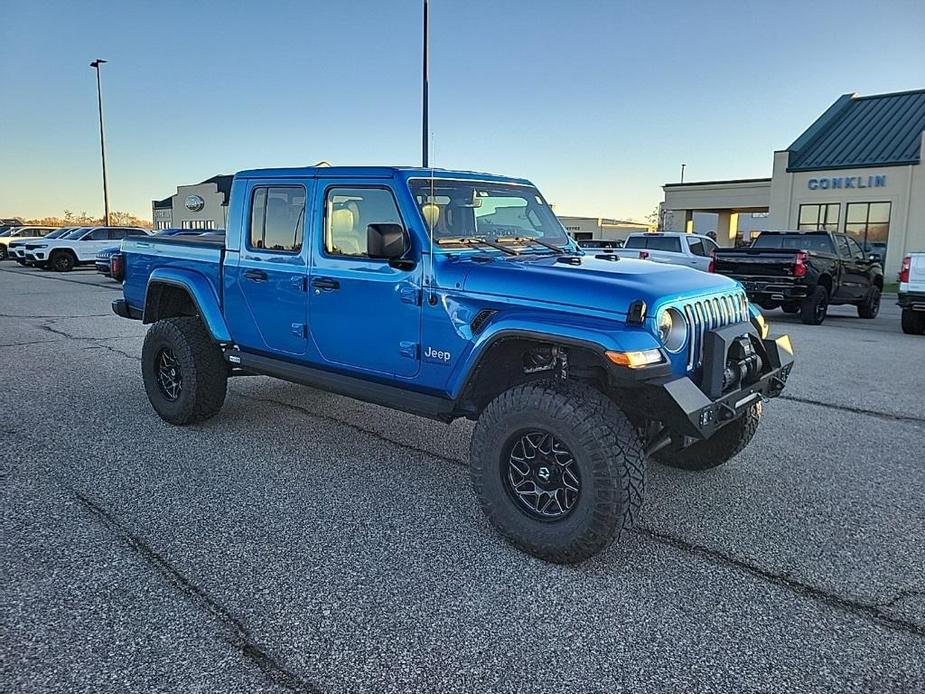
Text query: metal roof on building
788 89 925 172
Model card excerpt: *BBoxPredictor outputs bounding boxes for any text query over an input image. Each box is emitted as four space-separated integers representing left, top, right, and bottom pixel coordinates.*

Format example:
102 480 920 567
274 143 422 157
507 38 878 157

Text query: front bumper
620 334 794 440
898 292 925 312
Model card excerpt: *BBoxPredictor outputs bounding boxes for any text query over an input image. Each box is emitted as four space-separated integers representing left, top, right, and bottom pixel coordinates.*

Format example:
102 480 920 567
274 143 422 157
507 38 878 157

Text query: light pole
90 59 110 226
422 0 429 167
680 162 686 184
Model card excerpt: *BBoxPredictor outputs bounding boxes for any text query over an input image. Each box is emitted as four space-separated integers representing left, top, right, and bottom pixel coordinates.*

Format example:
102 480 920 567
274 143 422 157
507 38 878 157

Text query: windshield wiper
496 236 567 255
436 236 520 256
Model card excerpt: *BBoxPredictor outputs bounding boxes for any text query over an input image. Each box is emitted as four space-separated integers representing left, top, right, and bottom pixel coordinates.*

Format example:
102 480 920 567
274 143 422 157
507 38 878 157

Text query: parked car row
3 226 151 271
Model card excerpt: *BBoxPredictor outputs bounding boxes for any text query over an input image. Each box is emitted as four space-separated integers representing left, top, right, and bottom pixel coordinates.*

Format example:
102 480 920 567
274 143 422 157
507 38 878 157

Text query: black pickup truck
711 231 883 325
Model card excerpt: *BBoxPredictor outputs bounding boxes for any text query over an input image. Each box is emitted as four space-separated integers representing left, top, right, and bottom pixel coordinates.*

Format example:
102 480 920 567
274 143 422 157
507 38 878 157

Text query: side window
846 237 864 258
324 187 402 257
248 186 305 253
88 229 109 240
125 229 147 237
108 229 127 240
835 235 851 258
688 238 705 256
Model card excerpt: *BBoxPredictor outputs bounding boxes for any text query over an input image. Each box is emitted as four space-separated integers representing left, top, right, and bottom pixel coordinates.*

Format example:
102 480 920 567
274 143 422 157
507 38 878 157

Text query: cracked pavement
1 265 924 692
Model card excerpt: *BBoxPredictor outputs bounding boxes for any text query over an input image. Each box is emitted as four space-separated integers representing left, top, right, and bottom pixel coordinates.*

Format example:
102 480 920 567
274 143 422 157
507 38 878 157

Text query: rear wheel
142 317 228 425
50 250 76 272
470 380 646 564
781 302 799 314
800 286 828 325
901 308 925 335
0 247 7 260
653 402 762 471
857 286 881 319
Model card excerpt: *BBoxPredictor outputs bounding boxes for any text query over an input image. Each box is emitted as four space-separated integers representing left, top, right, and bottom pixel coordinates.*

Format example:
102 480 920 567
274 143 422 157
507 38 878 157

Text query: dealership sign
808 174 886 190
184 194 205 212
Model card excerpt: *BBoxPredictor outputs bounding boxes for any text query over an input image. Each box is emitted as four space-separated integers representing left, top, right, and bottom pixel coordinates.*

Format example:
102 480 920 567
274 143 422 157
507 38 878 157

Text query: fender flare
143 268 231 343
448 317 663 401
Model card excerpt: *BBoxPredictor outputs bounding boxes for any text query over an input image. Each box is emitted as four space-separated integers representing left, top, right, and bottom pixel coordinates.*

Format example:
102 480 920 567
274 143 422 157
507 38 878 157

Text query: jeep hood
458 254 739 315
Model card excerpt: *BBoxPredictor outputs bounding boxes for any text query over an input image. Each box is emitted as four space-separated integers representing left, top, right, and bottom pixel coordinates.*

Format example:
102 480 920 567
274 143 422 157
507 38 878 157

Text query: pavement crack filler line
73 491 322 694
634 526 925 638
780 394 925 426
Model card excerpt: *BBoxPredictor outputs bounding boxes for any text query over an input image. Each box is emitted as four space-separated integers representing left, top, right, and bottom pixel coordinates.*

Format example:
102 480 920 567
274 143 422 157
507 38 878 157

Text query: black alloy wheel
504 431 580 521
154 348 183 401
52 252 74 272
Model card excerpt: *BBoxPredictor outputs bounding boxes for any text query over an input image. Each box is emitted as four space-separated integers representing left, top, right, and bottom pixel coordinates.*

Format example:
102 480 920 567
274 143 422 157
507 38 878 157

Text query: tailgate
909 254 925 293
713 250 798 278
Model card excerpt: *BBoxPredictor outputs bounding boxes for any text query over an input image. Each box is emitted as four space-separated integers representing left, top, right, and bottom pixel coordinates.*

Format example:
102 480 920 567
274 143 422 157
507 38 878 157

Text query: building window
845 202 891 254
181 220 216 230
798 203 839 231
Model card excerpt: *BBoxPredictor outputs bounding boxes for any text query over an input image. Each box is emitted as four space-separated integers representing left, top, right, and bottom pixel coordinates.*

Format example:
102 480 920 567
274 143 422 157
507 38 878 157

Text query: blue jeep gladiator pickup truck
113 165 794 563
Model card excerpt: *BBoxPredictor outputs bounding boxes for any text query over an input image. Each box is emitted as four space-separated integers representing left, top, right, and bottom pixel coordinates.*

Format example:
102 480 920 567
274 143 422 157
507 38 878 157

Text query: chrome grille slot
672 290 750 372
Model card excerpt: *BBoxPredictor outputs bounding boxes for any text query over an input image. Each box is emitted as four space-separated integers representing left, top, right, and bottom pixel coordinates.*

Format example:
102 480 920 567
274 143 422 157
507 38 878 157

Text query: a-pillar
715 211 739 247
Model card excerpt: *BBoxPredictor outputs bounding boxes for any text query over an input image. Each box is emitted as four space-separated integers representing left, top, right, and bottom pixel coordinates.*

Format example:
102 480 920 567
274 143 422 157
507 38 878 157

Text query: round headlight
657 307 688 352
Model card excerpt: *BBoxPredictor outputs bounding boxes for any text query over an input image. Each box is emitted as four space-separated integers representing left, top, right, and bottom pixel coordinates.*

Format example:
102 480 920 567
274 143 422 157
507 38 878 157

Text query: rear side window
646 236 681 252
249 186 306 253
88 229 108 240
324 187 403 258
124 229 148 237
688 238 705 256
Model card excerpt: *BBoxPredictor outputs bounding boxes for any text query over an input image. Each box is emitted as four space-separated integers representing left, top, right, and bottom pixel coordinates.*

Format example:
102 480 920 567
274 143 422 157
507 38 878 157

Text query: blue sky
1 0 923 221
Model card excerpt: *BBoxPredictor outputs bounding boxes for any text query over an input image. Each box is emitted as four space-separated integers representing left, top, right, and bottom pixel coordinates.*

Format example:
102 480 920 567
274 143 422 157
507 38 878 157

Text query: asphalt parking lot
1 264 924 693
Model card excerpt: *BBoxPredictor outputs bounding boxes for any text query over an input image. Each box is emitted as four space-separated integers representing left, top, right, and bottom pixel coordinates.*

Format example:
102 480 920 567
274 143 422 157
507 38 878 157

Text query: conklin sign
808 174 886 190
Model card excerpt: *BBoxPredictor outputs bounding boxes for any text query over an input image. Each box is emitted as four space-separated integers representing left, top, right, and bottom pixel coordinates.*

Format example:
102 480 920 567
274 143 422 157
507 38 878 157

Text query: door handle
312 277 340 290
244 269 268 282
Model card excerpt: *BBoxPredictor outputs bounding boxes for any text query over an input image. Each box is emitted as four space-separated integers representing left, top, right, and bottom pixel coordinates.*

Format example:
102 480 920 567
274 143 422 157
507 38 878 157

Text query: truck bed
121 235 225 315
712 248 808 279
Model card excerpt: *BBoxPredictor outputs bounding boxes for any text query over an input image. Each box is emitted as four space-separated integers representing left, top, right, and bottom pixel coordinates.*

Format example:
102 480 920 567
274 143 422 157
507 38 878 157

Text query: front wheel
653 402 761 471
470 380 646 564
50 251 75 272
141 317 228 425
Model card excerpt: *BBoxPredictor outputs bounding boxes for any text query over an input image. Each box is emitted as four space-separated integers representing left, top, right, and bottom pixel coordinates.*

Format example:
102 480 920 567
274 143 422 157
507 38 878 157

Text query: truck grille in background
679 290 750 372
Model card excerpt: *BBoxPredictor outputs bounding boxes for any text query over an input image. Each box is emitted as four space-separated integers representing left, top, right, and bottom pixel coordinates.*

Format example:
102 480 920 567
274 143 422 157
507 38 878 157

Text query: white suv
0 226 56 260
899 252 925 335
25 226 151 271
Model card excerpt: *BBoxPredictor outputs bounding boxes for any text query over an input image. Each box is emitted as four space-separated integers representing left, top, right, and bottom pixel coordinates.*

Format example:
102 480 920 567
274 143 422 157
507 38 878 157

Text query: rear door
686 236 714 271
836 234 866 300
232 181 310 355
308 180 422 378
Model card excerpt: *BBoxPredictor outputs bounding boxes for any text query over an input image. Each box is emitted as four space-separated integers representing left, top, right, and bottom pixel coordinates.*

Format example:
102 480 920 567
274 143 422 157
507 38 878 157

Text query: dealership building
661 89 925 275
558 216 654 242
152 175 232 230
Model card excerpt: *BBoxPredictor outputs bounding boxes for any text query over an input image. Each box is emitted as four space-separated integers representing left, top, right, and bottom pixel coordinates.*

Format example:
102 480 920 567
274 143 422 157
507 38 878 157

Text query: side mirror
367 223 409 260
868 253 881 263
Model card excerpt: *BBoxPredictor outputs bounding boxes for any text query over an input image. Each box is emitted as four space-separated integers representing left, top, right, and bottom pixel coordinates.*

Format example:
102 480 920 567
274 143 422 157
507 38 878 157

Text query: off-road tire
50 250 76 272
800 286 828 325
901 308 925 335
470 380 646 564
0 247 8 260
781 302 799 314
654 402 762 471
857 286 881 319
141 317 227 425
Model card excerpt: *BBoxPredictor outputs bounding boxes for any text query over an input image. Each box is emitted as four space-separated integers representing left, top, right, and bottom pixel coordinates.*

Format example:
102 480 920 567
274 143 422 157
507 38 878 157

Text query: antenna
427 149 437 305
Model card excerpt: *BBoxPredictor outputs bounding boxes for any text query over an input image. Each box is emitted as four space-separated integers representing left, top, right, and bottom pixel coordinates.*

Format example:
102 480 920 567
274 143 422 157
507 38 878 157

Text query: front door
235 182 310 355
308 182 422 378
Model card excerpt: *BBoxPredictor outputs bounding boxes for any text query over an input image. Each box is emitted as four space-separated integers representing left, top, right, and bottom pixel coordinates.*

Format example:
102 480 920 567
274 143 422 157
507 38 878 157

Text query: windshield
0 230 11 237
409 179 570 250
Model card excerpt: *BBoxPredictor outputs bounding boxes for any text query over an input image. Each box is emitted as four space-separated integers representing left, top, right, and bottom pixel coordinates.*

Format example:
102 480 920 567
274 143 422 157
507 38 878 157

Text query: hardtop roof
233 165 532 185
